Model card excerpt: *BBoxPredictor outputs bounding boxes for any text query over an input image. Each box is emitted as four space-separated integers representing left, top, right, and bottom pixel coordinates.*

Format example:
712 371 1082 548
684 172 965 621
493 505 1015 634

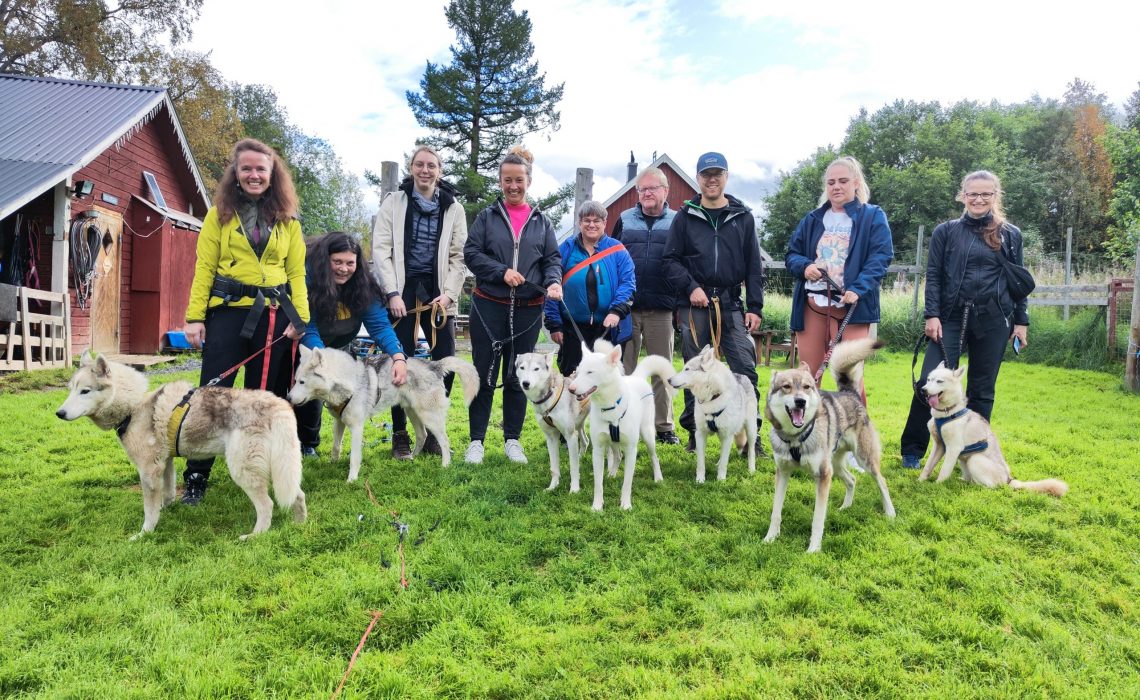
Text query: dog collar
773 417 816 462
698 393 725 432
114 414 132 440
599 396 626 442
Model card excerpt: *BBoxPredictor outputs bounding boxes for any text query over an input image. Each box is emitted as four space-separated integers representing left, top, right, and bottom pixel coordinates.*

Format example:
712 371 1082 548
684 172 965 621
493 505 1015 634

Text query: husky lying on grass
764 338 895 553
568 340 675 511
920 362 1067 496
668 345 757 483
56 353 307 540
289 346 478 478
515 351 591 493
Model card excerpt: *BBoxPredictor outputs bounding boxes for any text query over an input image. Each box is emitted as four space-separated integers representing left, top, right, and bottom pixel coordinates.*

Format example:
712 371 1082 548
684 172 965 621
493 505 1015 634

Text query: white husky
567 340 676 511
515 351 591 493
56 353 307 540
920 362 1068 496
288 346 478 479
668 345 757 482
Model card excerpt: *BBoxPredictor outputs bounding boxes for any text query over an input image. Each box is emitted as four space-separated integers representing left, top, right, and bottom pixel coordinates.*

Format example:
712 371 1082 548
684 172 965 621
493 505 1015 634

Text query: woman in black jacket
462 145 563 466
899 170 1030 468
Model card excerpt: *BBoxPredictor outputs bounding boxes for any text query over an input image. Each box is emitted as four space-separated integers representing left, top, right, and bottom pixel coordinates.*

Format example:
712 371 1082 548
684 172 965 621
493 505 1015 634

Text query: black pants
295 392 323 448
468 295 543 442
184 305 296 481
556 321 613 377
391 275 456 434
899 302 1012 458
676 302 760 434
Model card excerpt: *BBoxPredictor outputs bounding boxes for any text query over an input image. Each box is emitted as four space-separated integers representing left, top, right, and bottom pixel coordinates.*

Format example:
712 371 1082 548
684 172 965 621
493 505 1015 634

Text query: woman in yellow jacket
181 138 310 505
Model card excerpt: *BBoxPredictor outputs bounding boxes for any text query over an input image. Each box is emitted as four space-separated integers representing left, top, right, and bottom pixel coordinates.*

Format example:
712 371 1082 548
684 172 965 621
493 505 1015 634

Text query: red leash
204 328 292 387
330 610 384 700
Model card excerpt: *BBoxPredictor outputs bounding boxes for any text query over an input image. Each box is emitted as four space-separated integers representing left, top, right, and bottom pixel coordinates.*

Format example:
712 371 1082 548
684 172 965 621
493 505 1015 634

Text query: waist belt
699 285 741 303
211 275 305 339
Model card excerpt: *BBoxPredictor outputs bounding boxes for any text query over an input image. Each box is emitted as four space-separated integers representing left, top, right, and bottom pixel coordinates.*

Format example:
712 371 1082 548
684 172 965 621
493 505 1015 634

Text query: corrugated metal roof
0 73 209 219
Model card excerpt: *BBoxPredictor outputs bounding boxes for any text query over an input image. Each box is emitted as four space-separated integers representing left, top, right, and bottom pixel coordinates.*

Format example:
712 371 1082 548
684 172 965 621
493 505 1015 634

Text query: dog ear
581 341 590 357
700 349 718 369
546 350 557 368
93 354 110 378
298 344 312 360
953 365 967 379
934 361 946 372
79 350 95 368
797 361 812 373
608 345 622 366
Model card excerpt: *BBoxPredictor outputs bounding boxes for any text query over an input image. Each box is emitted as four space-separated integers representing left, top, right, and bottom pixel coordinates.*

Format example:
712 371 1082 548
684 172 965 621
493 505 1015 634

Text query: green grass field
1 352 1138 698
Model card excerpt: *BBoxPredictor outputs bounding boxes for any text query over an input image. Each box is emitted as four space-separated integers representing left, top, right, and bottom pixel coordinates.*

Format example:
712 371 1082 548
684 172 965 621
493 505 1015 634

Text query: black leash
911 303 970 399
809 270 857 382
470 290 543 389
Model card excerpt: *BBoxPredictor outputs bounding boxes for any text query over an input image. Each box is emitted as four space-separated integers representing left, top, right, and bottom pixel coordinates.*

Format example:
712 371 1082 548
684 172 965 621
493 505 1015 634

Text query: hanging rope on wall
70 212 102 309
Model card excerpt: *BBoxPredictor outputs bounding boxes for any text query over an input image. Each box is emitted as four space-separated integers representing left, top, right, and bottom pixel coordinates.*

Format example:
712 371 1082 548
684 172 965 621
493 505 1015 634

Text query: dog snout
793 397 807 409
521 380 530 389
55 408 67 419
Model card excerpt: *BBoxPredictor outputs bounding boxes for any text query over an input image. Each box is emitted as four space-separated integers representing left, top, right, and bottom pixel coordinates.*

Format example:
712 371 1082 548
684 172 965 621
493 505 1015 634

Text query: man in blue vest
612 167 680 444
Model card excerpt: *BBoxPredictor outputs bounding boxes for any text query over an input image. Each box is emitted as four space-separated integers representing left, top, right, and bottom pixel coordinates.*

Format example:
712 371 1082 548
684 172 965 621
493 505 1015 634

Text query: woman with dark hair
462 145 563 466
899 170 1029 469
372 144 467 460
294 232 407 454
182 138 309 505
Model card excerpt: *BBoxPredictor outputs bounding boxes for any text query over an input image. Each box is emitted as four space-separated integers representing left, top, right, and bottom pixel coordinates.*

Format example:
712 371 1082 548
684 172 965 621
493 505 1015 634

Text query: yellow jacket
185 206 309 323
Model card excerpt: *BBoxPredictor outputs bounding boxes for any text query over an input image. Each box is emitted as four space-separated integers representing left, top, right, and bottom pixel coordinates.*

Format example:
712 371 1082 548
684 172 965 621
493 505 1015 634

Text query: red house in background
0 73 209 360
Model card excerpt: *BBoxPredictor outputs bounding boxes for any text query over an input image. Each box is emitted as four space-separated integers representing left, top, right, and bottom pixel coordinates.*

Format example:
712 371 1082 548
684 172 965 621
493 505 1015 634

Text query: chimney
627 151 637 182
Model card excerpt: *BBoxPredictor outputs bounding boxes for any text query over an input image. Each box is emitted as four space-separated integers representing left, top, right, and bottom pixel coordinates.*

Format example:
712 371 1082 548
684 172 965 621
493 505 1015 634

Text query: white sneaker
505 439 528 464
846 453 866 473
464 440 484 465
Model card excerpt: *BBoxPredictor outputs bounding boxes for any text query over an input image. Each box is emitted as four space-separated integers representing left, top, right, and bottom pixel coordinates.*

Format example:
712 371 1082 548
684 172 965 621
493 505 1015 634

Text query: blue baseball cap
696 152 728 173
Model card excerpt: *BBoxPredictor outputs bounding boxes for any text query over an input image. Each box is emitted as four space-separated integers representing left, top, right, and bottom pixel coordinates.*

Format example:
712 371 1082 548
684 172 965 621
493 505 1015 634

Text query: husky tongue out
788 406 806 428
927 394 941 409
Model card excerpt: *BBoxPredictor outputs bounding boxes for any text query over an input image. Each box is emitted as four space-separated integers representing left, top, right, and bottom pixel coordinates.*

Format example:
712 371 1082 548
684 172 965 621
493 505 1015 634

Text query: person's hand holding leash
430 294 451 309
603 313 620 329
391 355 408 386
550 331 564 345
925 317 942 341
185 322 205 348
283 324 303 340
689 287 709 308
504 269 525 287
546 282 563 300
804 263 822 282
387 296 407 318
841 290 859 305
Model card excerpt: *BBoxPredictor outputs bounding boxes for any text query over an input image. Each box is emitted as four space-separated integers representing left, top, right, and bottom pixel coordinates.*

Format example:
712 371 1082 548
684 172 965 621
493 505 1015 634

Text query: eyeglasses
964 192 995 201
698 170 725 180
579 217 605 228
637 185 665 193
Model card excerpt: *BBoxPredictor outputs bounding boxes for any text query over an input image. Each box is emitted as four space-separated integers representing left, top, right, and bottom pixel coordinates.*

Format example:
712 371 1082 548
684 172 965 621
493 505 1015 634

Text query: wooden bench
454 314 470 340
751 329 797 367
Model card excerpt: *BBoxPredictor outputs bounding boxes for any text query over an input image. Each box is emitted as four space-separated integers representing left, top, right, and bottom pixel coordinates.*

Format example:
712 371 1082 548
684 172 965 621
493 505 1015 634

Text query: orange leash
258 306 277 390
330 610 384 700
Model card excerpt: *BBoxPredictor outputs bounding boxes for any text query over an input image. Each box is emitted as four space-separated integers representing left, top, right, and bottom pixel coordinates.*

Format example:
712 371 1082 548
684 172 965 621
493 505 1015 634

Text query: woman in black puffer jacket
899 170 1029 468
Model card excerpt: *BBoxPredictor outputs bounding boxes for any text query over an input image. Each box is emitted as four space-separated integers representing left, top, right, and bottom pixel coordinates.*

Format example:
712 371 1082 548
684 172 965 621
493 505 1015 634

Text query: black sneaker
656 430 681 445
901 454 923 469
685 432 697 453
392 431 413 460
181 473 208 506
301 444 318 457
421 433 442 456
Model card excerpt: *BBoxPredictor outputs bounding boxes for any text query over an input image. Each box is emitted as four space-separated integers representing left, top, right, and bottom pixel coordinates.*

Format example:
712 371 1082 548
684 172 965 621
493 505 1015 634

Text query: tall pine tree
406 0 565 209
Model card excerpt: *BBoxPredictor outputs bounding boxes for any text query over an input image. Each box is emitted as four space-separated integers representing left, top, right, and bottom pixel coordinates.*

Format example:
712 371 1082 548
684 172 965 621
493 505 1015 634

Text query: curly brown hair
213 138 299 225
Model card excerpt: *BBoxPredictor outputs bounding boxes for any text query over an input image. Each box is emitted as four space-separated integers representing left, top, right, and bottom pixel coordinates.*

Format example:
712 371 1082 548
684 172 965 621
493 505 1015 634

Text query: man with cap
612 166 680 445
662 152 765 454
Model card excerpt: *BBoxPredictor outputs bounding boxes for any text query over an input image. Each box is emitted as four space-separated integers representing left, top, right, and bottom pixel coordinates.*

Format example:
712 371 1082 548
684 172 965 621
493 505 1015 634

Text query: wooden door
90 207 122 353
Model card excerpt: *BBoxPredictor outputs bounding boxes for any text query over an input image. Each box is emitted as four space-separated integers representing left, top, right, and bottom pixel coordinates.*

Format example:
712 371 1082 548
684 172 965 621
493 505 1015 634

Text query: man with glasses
612 167 681 444
662 152 765 454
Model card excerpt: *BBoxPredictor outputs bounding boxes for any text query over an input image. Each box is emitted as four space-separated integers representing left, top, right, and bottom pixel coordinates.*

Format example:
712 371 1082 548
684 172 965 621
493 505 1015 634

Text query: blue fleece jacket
543 234 635 344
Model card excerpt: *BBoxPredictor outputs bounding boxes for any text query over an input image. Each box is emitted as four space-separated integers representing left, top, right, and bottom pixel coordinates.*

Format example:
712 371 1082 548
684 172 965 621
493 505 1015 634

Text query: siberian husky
56 353 307 540
567 340 675 511
919 362 1068 496
668 345 757 482
515 351 591 492
288 346 478 478
764 338 895 552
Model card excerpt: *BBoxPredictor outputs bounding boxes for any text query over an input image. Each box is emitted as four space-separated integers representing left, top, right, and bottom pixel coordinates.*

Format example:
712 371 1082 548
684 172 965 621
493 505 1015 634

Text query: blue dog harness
598 392 652 442
933 407 988 455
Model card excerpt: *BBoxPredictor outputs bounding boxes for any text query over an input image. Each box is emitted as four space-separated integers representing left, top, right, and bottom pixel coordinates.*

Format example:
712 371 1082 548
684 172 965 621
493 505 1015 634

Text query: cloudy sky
188 0 1139 216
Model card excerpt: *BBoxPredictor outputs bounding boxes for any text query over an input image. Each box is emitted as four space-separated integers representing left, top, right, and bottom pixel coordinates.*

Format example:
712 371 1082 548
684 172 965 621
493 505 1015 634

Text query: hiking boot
421 433 442 456
181 473 208 506
656 430 681 445
392 431 413 460
901 454 923 469
686 432 697 453
505 439 528 464
464 440 485 465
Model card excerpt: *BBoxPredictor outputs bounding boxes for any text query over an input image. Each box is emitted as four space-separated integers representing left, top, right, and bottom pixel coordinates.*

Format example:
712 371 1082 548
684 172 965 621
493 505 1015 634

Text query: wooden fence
0 286 71 371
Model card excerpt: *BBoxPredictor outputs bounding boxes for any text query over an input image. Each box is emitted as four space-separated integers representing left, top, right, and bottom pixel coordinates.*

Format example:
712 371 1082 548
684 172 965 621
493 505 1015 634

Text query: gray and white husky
515 351 591 493
288 346 478 478
56 353 307 540
568 340 676 511
919 362 1067 496
668 345 757 483
764 338 895 552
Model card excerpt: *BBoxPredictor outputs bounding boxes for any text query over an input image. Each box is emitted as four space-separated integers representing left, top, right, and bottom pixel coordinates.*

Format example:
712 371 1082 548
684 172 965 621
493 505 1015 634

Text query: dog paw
545 481 559 491
763 530 779 543
569 484 580 494
591 502 603 512
806 544 822 554
695 475 705 484
129 531 145 542
620 501 633 511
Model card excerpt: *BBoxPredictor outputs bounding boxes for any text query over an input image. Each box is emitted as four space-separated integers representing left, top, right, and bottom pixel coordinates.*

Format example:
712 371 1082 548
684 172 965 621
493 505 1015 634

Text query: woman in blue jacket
786 156 893 401
295 232 407 455
544 200 636 375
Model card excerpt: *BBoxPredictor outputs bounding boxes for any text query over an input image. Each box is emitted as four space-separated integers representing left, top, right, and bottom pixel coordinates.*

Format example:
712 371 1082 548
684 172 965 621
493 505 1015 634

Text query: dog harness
536 378 590 429
598 392 652 442
114 415 132 440
773 418 816 463
166 388 197 458
933 407 988 455
698 393 726 433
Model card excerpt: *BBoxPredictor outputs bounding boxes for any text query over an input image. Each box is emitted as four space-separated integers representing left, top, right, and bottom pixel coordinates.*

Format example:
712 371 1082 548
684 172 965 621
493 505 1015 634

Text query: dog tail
1010 478 1068 497
829 338 884 393
632 354 675 387
438 357 481 406
270 433 305 512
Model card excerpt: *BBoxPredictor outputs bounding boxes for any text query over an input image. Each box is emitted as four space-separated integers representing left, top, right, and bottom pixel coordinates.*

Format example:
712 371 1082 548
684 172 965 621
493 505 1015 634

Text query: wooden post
51 180 71 318
574 168 594 222
1125 236 1140 391
1063 226 1073 321
911 225 925 321
380 161 399 199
